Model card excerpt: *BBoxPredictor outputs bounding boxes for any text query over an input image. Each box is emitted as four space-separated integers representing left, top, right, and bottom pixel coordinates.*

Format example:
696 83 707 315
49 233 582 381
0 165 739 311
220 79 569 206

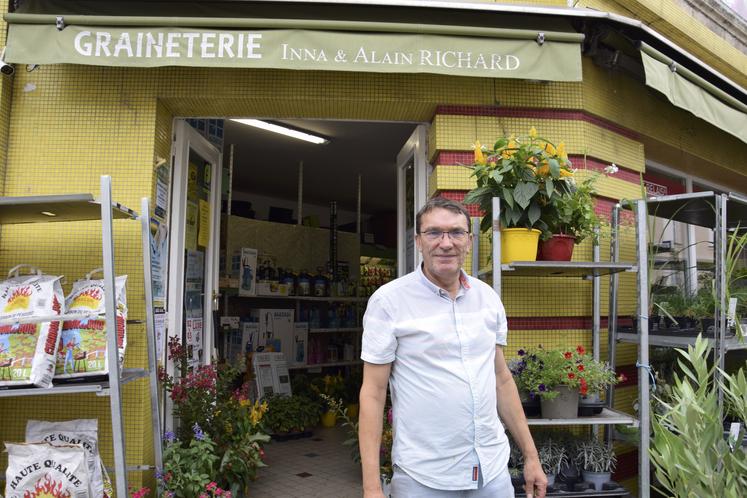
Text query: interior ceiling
224 118 417 214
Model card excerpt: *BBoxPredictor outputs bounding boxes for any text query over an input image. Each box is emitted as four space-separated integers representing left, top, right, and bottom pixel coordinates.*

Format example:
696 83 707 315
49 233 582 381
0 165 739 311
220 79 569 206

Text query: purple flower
163 431 175 443
538 384 546 392
192 423 205 440
529 391 535 399
517 349 526 356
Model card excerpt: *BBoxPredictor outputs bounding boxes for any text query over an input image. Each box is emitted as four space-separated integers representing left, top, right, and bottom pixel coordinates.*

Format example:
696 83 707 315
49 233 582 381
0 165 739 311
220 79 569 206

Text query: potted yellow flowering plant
464 127 575 263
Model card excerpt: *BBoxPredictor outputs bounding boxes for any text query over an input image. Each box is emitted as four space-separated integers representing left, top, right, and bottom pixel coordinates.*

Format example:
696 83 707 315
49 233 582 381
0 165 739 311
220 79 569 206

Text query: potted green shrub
538 438 568 489
650 337 747 497
464 127 575 263
575 438 617 491
262 393 321 438
539 173 601 261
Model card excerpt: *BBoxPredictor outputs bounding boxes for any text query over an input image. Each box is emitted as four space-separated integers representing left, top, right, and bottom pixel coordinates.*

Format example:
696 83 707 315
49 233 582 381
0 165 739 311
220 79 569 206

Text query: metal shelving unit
477 197 640 492
0 176 162 497
609 191 747 498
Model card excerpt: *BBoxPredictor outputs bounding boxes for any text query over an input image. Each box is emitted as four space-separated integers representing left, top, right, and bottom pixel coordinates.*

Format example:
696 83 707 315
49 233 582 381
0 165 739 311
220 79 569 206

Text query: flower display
510 346 619 400
464 128 575 234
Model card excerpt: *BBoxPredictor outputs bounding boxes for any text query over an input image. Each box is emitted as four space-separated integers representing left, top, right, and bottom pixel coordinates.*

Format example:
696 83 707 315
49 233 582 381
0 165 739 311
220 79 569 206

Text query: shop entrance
216 118 423 494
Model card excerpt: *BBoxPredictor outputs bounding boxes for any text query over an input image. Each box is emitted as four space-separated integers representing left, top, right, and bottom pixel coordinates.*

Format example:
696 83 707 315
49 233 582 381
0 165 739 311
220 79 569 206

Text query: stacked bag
0 266 127 388
5 419 113 498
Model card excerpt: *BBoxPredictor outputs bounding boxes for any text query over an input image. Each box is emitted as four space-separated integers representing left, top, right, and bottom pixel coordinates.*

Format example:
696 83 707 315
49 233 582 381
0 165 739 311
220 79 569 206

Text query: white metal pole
684 177 698 295
716 194 727 410
101 176 128 497
141 198 163 471
608 205 620 406
227 144 234 216
593 226 601 362
297 161 304 225
636 199 650 498
471 218 480 278
492 197 501 296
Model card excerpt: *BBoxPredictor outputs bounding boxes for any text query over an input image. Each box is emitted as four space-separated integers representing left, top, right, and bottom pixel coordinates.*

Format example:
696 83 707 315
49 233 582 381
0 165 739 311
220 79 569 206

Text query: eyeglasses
419 230 470 241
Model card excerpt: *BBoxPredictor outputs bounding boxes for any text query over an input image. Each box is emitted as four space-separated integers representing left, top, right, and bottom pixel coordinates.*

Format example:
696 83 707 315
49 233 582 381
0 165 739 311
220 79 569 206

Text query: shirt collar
416 263 471 298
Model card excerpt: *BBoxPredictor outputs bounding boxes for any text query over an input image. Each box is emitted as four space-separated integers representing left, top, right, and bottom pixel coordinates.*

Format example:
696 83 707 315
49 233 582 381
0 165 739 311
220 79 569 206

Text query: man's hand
522 455 547 498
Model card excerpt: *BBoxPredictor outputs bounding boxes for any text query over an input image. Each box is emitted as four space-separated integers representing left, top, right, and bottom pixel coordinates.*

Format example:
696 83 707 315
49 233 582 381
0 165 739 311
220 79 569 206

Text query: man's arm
495 346 547 498
359 361 392 498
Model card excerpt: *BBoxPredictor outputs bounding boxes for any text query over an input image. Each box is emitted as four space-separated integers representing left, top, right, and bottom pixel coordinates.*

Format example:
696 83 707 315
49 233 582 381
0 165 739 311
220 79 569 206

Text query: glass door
168 120 222 378
396 125 429 276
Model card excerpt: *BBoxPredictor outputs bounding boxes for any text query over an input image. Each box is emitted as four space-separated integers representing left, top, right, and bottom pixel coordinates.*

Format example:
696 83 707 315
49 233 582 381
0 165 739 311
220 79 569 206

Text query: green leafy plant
159 425 220 498
574 438 616 473
321 394 360 462
158 338 270 495
542 173 601 243
464 127 574 233
262 393 321 434
649 337 747 497
538 438 569 476
510 346 619 400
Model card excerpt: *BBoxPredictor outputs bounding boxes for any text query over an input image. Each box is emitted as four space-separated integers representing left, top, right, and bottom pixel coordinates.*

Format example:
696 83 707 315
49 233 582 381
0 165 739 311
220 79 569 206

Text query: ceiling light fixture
230 118 330 145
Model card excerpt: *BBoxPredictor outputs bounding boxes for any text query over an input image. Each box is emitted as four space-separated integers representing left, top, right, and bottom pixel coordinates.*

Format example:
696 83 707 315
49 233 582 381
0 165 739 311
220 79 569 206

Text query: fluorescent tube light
230 119 329 144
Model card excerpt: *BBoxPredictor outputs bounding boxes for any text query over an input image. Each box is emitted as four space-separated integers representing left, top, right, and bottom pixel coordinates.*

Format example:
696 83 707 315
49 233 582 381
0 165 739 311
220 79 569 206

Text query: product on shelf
26 419 112 498
55 272 128 379
0 267 64 388
5 442 89 498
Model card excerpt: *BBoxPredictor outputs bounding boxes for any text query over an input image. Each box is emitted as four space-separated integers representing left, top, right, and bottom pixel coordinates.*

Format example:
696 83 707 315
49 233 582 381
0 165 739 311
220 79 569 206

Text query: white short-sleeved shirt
361 264 510 490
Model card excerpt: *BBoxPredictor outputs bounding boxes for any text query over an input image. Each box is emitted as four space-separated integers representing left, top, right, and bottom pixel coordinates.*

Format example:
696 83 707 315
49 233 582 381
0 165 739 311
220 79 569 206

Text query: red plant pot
538 234 576 261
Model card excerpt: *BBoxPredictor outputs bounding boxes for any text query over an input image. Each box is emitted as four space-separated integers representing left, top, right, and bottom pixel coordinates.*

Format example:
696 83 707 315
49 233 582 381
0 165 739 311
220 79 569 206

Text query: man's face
416 207 471 281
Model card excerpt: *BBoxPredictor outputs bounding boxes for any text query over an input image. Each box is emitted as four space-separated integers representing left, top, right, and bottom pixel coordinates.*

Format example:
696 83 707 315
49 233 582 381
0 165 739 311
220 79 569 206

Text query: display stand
609 192 747 498
0 176 163 497
477 197 639 497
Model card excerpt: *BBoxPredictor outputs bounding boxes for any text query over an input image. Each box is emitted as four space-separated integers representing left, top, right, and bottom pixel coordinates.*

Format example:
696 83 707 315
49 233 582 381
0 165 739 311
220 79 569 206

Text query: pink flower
206 483 217 492
386 407 393 425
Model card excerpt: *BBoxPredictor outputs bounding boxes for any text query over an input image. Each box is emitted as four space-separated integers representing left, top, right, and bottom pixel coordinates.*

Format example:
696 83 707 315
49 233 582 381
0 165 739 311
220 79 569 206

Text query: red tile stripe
613 449 638 482
435 105 640 141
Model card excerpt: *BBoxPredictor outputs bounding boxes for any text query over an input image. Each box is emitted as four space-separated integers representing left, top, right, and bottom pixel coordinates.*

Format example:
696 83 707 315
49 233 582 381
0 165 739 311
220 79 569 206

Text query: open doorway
212 118 422 495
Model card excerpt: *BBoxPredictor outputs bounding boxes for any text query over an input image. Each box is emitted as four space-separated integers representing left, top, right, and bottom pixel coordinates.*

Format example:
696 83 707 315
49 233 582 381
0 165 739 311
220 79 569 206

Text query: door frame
396 124 429 277
168 120 223 371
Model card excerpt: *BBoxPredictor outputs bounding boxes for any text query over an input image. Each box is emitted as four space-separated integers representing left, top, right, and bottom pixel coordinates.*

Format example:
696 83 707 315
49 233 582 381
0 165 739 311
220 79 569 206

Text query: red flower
577 364 585 372
564 352 573 359
568 372 576 380
576 345 586 355
580 378 588 395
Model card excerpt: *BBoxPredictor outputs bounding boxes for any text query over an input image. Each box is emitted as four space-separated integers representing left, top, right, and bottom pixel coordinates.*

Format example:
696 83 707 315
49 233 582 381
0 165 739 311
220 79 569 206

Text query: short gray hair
415 197 471 233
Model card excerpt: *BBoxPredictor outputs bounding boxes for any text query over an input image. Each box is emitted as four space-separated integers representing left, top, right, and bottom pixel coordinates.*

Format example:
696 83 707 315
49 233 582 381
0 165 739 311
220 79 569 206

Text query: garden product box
252 352 292 398
292 322 308 366
249 308 294 364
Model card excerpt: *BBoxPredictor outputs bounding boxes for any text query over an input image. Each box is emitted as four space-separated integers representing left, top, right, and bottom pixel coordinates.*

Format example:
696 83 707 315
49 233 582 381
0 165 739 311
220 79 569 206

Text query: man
359 197 546 498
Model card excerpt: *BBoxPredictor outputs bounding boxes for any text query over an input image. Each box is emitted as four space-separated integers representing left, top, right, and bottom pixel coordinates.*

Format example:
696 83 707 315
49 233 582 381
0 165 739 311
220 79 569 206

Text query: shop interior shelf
0 368 148 398
309 327 363 333
223 290 368 302
0 193 137 224
288 360 362 370
616 332 747 350
479 261 636 278
638 191 747 230
525 408 639 427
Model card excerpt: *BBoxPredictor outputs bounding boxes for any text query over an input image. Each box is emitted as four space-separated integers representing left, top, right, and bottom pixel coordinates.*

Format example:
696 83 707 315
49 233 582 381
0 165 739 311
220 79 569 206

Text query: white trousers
391 465 515 498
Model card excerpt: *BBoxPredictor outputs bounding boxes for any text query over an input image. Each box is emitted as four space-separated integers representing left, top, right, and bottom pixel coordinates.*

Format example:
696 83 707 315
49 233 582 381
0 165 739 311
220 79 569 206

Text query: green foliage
463 129 574 233
263 393 321 434
161 430 220 498
542 174 601 244
538 438 569 475
649 337 747 497
321 394 361 463
574 438 616 473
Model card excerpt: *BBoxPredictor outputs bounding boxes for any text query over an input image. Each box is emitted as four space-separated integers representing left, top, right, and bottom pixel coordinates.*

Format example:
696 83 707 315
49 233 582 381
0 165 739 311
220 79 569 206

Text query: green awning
3 15 583 81
640 43 747 144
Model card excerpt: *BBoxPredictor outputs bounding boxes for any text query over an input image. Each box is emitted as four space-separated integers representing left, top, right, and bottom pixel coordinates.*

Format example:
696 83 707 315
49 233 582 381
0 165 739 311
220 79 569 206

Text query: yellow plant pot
320 410 337 427
501 228 541 264
346 403 359 419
